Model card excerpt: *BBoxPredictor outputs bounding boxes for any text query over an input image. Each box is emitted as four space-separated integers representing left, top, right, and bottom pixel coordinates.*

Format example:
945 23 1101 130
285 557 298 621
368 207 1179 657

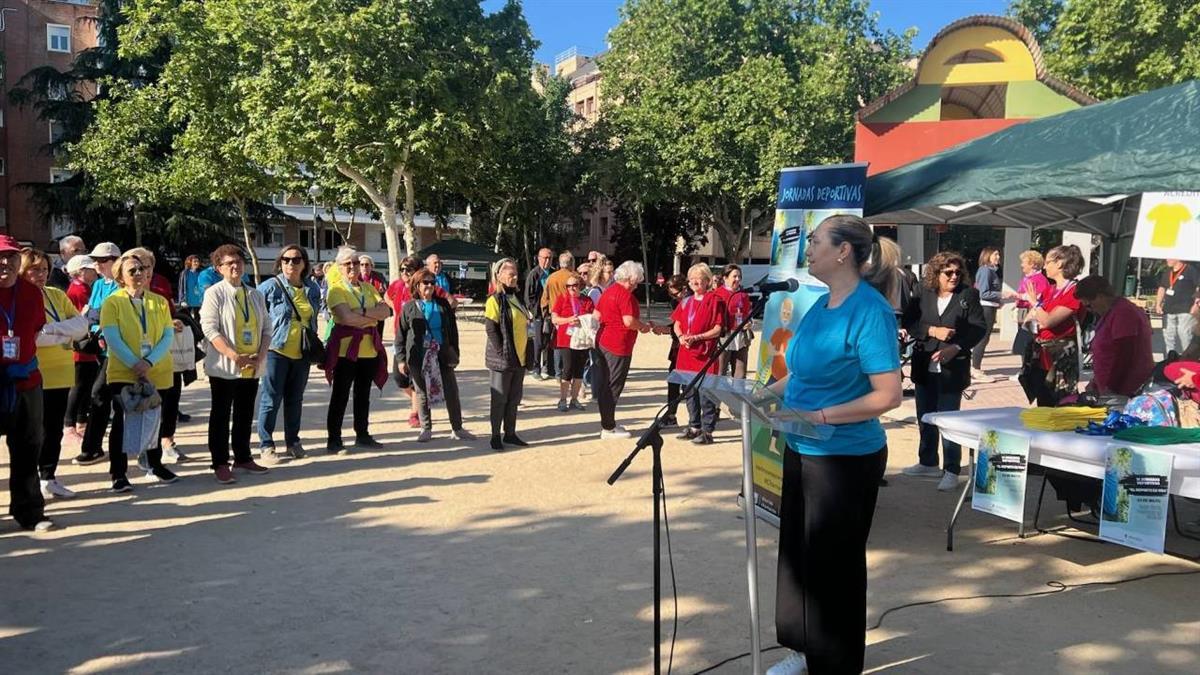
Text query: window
322 229 342 250
299 228 314 248
0 158 5 176
47 83 68 101
600 216 608 236
270 191 287 205
0 108 5 128
0 208 6 230
379 232 386 250
47 25 71 53
575 100 585 115
50 168 74 183
264 225 284 247
49 120 67 144
585 97 595 116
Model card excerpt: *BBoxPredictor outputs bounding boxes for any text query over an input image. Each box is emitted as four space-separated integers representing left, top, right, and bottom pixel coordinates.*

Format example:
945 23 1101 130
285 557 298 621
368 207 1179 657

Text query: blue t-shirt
197 267 221 297
182 269 204 307
420 299 444 345
433 272 452 295
783 280 900 455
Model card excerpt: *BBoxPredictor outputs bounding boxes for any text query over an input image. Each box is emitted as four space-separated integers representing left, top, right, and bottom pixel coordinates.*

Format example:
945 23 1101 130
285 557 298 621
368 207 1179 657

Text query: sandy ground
2 314 1199 674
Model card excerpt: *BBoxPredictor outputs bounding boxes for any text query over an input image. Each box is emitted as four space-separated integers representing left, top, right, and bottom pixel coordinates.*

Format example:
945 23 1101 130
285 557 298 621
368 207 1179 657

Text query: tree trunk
636 202 651 308
336 160 408 282
131 201 143 247
235 197 262 285
493 198 512 254
402 170 418 258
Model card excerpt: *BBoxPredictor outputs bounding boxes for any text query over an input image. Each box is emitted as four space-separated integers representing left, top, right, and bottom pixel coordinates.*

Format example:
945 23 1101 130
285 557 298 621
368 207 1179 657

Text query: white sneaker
40 478 77 499
766 650 808 675
417 429 433 443
971 368 995 382
600 426 632 440
902 463 943 477
937 471 962 492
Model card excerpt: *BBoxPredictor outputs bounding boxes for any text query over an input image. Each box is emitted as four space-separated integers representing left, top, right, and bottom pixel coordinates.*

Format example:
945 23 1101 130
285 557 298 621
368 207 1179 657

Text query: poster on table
970 430 1030 523
1130 191 1200 262
1098 444 1173 555
747 162 867 523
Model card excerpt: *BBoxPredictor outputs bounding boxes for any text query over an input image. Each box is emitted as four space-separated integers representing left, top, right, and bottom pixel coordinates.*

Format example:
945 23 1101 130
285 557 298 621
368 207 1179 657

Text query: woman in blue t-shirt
764 215 902 675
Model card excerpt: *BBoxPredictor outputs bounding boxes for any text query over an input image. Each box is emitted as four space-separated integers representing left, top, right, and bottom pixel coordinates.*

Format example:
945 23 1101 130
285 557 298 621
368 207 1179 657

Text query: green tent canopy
416 238 503 264
864 79 1200 282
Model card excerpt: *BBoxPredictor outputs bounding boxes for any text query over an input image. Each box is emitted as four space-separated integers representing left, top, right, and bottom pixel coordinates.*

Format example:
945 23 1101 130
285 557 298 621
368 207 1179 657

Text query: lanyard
43 289 60 322
347 282 366 312
129 295 148 336
570 297 580 316
236 287 251 323
0 288 15 337
1052 279 1076 302
686 295 700 332
1169 265 1187 288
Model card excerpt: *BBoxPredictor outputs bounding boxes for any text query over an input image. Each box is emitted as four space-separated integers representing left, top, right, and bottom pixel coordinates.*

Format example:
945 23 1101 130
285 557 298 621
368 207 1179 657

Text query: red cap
0 235 23 253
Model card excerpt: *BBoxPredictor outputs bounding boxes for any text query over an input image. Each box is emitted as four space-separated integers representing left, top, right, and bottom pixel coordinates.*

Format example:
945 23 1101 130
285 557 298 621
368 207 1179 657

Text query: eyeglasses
339 262 355 268
281 256 304 264
566 284 580 288
941 269 961 278
221 259 244 267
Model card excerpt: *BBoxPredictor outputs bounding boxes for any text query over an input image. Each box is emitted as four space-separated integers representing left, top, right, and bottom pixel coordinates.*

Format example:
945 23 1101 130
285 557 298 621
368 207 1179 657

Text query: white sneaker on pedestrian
937 471 962 492
766 650 808 675
417 429 433 443
971 368 995 382
600 426 632 440
901 463 943 477
40 478 77 499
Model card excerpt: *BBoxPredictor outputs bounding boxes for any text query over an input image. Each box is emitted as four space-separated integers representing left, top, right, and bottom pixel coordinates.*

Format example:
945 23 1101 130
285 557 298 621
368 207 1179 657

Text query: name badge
566 326 576 336
242 328 255 345
1166 288 1176 296
141 340 152 358
1 335 20 360
526 322 536 338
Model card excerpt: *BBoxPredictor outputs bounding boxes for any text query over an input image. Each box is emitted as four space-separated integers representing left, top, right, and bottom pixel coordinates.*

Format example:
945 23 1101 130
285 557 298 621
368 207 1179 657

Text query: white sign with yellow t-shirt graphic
1132 192 1200 261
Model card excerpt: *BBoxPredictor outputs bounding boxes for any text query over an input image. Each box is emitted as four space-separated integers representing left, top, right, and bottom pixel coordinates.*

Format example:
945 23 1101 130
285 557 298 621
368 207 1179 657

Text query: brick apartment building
0 0 98 248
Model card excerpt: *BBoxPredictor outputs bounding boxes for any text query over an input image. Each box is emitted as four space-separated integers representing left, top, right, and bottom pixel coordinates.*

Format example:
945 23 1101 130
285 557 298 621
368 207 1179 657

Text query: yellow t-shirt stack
99 289 174 389
231 287 262 378
485 294 529 368
38 286 78 391
328 281 381 359
1019 406 1108 432
276 285 314 361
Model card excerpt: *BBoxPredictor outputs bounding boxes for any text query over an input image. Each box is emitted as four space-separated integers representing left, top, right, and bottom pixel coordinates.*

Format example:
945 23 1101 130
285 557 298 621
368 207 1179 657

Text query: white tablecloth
923 407 1200 499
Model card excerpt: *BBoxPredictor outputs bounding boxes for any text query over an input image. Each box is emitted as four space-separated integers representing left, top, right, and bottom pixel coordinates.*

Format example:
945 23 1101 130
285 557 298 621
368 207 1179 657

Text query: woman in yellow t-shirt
20 249 89 499
98 251 179 493
256 245 321 462
484 257 532 451
199 244 271 485
324 247 391 454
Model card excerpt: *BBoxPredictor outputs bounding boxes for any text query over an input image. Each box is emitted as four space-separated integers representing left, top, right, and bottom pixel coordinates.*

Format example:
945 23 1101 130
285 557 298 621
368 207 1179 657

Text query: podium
667 371 832 673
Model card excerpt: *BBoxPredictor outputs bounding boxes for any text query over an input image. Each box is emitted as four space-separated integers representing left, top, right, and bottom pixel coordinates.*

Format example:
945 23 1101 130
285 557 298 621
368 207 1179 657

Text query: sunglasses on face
127 266 146 275
93 257 114 263
941 270 961 278
281 256 304 264
221 260 243 267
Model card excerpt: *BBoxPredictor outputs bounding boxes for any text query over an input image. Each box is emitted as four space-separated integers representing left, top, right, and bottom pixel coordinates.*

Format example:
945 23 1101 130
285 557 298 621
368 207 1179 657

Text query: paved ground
2 318 1199 674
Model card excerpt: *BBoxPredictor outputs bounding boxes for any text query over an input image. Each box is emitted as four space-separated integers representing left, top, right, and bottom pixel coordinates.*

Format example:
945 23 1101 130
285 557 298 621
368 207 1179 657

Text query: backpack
1121 388 1180 427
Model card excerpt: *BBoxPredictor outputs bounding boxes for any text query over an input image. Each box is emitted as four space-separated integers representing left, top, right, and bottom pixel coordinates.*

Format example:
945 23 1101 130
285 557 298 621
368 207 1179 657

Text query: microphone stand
608 288 777 675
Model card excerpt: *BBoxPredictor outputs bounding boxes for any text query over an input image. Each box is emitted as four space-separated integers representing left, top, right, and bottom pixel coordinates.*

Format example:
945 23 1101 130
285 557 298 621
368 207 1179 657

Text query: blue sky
483 0 1010 65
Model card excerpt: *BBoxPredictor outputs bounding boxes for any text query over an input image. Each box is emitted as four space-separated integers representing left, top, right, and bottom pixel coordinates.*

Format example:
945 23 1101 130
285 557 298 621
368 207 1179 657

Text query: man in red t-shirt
593 261 659 439
0 235 52 531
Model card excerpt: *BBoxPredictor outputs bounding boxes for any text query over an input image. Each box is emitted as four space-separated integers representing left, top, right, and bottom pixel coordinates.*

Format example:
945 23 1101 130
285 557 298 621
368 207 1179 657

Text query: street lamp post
308 184 323 263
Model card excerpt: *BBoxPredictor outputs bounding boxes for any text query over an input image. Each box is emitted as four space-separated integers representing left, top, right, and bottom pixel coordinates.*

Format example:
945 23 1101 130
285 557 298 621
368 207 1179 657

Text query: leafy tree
601 0 913 262
1009 0 1200 99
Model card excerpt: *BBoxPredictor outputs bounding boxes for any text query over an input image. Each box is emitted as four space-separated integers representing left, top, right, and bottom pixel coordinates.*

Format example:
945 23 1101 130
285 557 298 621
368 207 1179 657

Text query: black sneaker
150 466 179 484
691 432 714 445
502 435 529 447
326 440 347 455
355 435 384 450
677 428 700 440
660 415 679 428
111 477 133 493
176 412 192 423
490 435 505 451
73 451 106 466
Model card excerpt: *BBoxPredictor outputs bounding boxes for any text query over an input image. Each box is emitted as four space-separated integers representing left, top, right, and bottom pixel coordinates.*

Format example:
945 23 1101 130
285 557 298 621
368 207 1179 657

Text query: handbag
1011 326 1035 356
276 278 326 365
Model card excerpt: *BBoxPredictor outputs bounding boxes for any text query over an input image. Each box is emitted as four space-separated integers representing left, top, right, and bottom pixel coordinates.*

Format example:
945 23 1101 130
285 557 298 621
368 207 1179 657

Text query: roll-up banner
748 162 868 524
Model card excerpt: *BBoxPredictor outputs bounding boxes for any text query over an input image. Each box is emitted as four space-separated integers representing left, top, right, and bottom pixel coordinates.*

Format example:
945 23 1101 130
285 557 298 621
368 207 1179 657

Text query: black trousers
66 359 100 426
914 378 964 474
3 387 46 528
327 356 378 442
489 368 524 436
107 382 167 480
666 347 681 418
776 445 887 674
971 306 998 370
80 357 111 456
412 359 464 431
593 347 631 431
39 388 70 480
159 372 183 439
208 377 258 468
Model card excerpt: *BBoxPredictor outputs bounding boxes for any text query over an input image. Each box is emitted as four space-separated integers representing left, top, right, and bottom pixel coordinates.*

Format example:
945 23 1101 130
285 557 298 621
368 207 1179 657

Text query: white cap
66 255 98 275
88 242 121 259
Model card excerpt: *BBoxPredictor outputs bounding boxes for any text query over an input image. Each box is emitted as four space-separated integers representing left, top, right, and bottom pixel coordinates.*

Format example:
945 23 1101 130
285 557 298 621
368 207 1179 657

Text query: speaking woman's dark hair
821 214 874 268
272 245 310 276
921 251 968 291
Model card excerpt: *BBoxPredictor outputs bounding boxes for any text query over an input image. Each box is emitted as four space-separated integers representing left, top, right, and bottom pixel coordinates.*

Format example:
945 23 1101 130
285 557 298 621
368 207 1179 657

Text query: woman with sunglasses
900 251 986 492
397 269 471 442
550 272 594 412
256 246 322 462
19 249 89 500
200 245 272 484
324 247 391 453
388 255 440 429
99 252 180 492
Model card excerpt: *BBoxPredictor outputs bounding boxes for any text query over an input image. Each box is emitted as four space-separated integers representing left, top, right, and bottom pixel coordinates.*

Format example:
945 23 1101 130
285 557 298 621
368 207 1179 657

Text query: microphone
751 278 800 295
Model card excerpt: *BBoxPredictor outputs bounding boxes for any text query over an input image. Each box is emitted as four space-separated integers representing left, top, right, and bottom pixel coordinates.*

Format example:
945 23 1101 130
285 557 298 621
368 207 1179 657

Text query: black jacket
484 288 532 372
902 285 987 391
396 297 459 371
524 266 549 318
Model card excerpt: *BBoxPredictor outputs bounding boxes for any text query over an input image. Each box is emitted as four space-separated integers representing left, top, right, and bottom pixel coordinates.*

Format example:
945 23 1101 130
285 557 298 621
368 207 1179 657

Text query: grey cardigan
200 279 272 380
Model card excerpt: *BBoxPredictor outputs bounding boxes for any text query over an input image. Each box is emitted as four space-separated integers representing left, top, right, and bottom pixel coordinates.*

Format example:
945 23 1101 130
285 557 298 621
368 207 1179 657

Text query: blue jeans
914 377 963 474
257 351 310 449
